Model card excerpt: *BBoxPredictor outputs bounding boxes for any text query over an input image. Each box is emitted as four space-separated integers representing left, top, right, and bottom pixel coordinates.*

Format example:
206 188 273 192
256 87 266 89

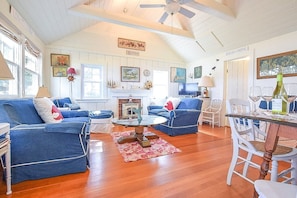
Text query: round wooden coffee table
112 115 167 147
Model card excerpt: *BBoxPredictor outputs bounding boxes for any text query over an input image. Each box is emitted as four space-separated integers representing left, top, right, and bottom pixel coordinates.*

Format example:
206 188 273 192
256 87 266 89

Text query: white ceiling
6 0 297 63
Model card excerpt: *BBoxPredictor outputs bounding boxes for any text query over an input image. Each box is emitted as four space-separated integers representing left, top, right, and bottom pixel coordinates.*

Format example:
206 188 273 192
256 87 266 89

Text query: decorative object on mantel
188 73 193 79
0 51 14 80
118 38 145 51
67 67 76 82
107 80 117 88
198 76 214 97
144 80 153 89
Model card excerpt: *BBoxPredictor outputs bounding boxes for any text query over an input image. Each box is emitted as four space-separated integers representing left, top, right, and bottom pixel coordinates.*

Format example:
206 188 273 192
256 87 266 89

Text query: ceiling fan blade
140 4 165 8
178 0 193 5
158 12 169 23
179 7 195 18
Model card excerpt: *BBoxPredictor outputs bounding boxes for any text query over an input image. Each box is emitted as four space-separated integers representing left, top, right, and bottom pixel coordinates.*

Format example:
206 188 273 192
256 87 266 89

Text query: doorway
223 57 249 126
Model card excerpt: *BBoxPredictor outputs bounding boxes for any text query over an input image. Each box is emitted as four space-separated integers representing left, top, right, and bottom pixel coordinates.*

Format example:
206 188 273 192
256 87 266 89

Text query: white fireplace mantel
109 88 151 97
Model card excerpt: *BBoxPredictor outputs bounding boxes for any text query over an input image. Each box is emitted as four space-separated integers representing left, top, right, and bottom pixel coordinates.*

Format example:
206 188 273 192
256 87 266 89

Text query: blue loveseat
147 98 203 136
0 98 91 184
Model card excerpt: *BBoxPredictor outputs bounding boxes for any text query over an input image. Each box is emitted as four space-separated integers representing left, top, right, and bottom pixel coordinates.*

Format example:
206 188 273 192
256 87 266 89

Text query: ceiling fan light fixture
165 2 180 15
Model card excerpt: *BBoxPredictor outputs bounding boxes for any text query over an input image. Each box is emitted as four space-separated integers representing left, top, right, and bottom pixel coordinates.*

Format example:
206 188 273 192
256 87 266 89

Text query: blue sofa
0 98 91 184
147 98 203 136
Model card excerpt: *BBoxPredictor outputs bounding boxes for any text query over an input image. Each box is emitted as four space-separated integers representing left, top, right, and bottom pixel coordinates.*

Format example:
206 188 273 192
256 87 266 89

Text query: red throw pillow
163 97 181 111
164 101 174 110
52 105 64 121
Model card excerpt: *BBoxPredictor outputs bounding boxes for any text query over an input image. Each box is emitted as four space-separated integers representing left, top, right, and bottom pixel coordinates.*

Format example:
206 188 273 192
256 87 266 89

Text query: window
152 70 168 98
24 50 40 96
0 32 19 96
81 64 103 99
0 24 41 97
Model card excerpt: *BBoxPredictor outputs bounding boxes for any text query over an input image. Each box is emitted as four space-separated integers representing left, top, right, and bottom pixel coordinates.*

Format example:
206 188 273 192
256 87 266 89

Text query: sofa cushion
64 103 80 110
52 97 72 108
3 99 44 125
177 98 199 109
163 97 181 111
33 97 64 123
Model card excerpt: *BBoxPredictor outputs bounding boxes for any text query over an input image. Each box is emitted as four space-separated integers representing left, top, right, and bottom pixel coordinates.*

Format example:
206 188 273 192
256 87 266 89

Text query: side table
0 123 11 195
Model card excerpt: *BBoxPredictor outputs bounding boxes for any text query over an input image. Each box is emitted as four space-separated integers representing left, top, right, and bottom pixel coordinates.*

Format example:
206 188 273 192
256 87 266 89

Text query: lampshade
198 76 214 87
67 67 76 75
0 51 14 80
36 86 51 98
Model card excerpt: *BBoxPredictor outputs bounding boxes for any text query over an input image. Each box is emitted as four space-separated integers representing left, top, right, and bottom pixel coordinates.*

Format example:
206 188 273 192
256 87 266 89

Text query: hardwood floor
0 125 277 198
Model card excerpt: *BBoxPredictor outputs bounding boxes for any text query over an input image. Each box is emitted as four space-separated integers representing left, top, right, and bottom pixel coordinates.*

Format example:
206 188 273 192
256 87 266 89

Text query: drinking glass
261 87 273 111
285 83 297 113
249 86 262 114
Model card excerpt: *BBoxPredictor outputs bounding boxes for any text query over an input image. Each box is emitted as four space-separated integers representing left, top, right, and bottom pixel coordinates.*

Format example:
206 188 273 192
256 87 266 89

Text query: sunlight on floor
90 140 104 153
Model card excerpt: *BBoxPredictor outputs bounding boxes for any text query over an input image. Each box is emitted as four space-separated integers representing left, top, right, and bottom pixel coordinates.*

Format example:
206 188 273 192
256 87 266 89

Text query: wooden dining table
226 112 297 198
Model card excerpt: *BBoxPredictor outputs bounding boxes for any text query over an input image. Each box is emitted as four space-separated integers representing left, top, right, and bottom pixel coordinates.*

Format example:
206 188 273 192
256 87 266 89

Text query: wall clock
143 69 150 77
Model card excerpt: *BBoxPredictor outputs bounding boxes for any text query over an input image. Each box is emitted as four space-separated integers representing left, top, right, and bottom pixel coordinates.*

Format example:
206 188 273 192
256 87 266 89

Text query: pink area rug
111 131 181 162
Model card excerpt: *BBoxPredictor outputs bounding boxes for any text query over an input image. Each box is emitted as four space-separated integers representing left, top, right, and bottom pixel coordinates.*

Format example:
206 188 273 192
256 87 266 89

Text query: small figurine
132 106 143 124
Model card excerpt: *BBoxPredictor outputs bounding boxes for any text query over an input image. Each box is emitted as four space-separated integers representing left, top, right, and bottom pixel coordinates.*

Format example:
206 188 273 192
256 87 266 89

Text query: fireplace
118 98 141 119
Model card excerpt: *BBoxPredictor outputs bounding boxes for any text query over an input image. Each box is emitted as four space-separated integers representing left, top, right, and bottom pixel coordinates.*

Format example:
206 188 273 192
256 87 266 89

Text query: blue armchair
0 98 90 184
147 98 203 136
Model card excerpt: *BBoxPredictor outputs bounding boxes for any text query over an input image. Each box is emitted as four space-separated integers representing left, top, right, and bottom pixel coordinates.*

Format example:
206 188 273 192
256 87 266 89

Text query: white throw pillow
33 97 63 123
163 97 181 111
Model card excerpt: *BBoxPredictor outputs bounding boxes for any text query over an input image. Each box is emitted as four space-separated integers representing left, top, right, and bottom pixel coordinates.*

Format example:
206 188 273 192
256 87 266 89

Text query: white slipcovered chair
202 99 223 128
255 180 297 198
226 98 297 185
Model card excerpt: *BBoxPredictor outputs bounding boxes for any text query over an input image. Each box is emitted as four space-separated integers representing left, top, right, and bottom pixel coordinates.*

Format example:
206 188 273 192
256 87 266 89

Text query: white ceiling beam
188 0 235 20
69 4 195 39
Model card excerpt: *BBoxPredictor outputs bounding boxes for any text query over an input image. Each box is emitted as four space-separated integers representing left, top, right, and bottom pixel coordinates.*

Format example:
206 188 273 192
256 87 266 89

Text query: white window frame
81 64 104 99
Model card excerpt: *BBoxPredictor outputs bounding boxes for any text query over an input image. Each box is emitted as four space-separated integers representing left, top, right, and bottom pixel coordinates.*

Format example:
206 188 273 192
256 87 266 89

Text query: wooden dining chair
226 98 297 185
255 180 297 198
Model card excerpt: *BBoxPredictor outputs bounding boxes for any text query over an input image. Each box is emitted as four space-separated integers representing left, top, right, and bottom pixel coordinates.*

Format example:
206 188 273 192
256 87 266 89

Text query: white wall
189 31 297 126
46 23 187 116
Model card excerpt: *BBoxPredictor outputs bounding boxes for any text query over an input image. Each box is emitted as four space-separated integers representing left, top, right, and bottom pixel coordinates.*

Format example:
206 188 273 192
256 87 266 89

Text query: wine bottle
271 67 288 115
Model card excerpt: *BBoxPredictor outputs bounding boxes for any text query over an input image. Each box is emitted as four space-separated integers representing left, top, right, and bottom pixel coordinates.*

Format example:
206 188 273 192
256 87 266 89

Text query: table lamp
198 76 214 97
0 51 14 80
36 86 51 98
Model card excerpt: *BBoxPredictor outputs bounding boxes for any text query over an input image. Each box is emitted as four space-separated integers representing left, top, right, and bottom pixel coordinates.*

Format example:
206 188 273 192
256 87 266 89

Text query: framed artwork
170 67 186 83
194 66 202 79
51 53 70 66
118 38 145 51
257 50 297 79
121 66 140 82
53 66 67 77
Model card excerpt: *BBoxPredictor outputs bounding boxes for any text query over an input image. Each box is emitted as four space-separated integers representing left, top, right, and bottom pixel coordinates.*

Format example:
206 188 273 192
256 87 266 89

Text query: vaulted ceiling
6 0 297 63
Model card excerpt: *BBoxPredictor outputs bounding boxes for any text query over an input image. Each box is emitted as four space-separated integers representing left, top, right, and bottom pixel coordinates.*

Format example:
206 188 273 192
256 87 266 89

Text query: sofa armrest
45 122 87 134
147 105 163 111
167 109 201 126
61 110 89 118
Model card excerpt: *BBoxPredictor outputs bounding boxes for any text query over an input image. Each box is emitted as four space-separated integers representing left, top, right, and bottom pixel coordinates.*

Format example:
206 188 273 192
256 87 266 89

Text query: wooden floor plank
0 125 280 198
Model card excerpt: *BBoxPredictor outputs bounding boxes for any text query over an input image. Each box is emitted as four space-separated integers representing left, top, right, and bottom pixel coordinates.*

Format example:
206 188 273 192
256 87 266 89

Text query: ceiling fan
140 0 195 24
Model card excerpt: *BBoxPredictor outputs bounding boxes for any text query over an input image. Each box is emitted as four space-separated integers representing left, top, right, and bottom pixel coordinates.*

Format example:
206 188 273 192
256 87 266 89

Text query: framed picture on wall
170 67 186 83
257 50 297 79
50 53 70 67
194 66 202 79
121 66 140 82
52 66 67 77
